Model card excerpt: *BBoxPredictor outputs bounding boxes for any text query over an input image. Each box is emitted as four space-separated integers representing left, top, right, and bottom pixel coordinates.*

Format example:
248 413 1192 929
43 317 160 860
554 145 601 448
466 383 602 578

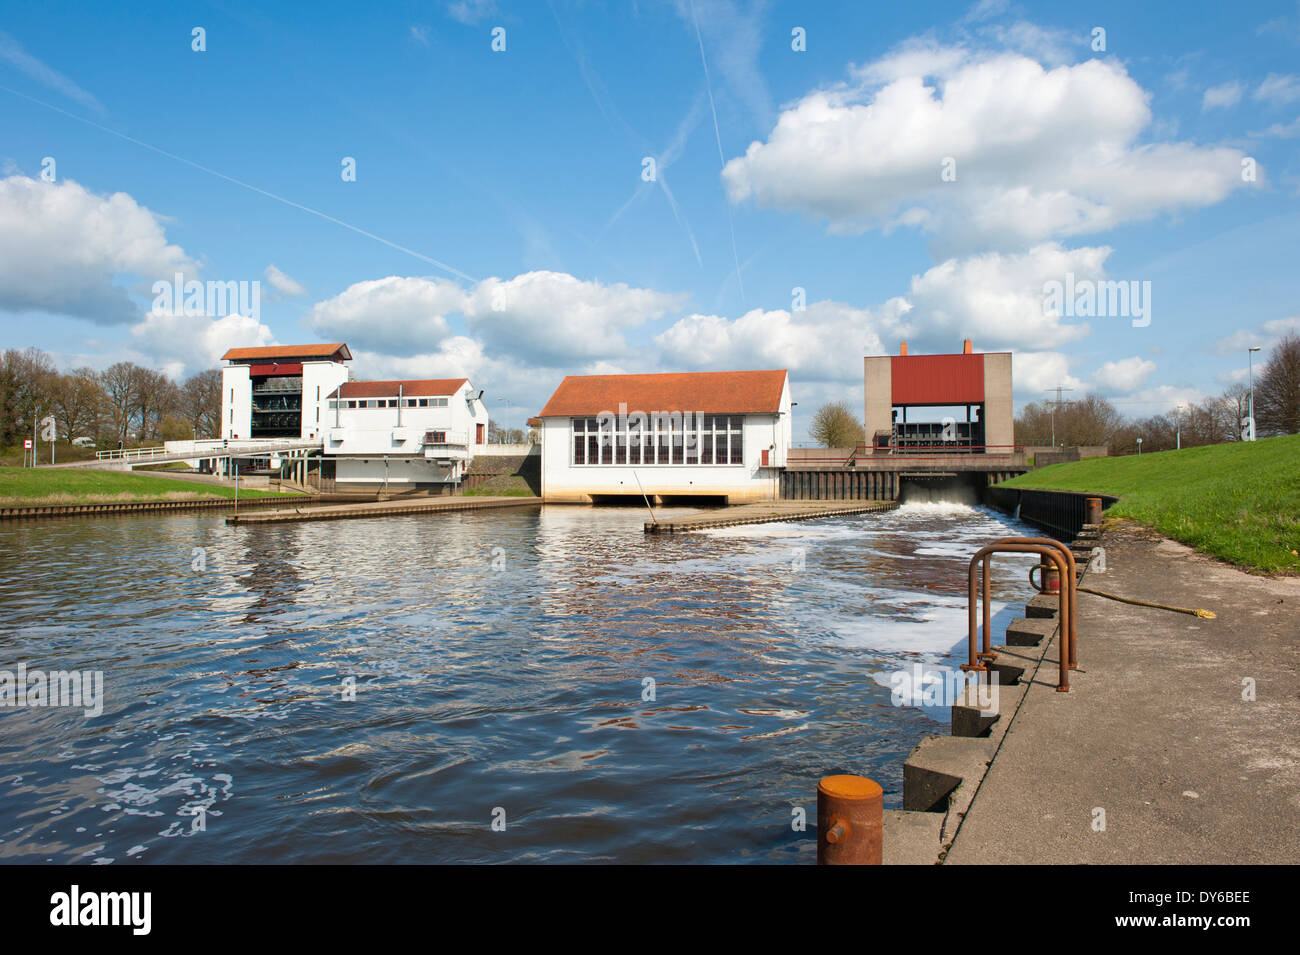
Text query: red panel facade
248 363 303 376
890 354 984 405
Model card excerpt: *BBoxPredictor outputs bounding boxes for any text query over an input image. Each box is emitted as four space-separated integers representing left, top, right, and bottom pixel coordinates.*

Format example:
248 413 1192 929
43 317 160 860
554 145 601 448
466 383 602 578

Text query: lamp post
1174 405 1181 451
1136 437 1143 456
497 397 507 444
1247 346 1261 441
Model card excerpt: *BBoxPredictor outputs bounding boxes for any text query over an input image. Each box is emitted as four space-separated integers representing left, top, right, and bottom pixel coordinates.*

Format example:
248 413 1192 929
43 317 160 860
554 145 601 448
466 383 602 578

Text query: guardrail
95 446 168 461
789 445 1027 467
421 431 470 448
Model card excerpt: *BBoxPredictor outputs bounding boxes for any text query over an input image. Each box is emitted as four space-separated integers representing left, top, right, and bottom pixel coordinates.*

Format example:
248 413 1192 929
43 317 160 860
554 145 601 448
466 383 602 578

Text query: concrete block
903 735 997 814
985 645 1041 688
882 809 944 865
951 682 1000 738
1025 593 1058 619
1003 617 1057 646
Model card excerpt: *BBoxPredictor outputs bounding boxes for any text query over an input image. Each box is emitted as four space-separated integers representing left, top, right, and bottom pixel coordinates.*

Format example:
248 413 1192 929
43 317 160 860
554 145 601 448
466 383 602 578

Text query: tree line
804 335 1300 452
1017 335 1300 453
0 348 221 450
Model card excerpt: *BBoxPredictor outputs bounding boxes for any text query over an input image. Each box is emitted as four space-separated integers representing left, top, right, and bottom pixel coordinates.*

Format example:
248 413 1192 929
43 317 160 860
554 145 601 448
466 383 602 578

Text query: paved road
947 523 1300 864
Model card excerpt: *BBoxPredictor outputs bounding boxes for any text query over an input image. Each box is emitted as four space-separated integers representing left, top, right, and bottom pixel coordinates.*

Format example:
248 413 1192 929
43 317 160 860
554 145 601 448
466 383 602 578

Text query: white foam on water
812 602 1003 657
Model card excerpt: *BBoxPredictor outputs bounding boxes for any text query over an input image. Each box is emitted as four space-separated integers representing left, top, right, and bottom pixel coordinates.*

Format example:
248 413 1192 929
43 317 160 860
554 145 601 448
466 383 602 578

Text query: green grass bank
0 467 302 507
997 434 1300 574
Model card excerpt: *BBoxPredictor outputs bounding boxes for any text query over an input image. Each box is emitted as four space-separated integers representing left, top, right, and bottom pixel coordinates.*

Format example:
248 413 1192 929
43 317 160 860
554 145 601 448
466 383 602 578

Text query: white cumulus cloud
0 175 196 324
656 298 912 383
722 49 1248 251
307 275 465 353
130 309 274 377
306 270 684 369
463 271 683 366
1092 356 1156 392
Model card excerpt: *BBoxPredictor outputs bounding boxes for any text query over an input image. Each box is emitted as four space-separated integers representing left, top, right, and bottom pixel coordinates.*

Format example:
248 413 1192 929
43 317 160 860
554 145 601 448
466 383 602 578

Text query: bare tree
0 348 57 447
180 369 222 438
809 401 865 448
51 368 107 444
100 362 142 445
1218 384 1250 441
132 370 180 442
1255 334 1300 436
1015 394 1124 447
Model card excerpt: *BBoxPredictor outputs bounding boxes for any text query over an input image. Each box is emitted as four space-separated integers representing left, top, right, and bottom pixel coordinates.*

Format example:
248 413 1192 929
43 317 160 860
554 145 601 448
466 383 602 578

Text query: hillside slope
998 435 1300 573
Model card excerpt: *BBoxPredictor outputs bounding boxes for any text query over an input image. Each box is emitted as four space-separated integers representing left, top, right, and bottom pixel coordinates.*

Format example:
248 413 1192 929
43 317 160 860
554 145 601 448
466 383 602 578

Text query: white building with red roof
220 343 352 443
219 343 488 489
535 369 792 504
322 378 489 488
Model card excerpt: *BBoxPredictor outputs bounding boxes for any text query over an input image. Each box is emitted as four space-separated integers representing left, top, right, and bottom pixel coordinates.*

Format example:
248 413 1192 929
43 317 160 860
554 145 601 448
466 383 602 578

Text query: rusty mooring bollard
1085 496 1103 526
1029 560 1060 593
817 775 882 865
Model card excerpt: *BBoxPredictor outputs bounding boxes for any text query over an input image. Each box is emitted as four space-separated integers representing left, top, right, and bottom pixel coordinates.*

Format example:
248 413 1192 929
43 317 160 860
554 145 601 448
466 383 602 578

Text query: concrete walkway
946 523 1300 864
644 499 896 534
226 495 540 525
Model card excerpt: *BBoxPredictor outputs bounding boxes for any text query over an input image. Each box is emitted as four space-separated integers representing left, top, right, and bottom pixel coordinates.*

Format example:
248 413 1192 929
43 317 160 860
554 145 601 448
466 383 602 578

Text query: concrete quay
881 522 1300 865
643 499 897 534
226 495 541 525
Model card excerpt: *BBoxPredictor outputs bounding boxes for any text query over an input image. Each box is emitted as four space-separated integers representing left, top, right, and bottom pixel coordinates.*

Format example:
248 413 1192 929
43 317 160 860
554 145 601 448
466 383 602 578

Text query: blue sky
2 0 1298 438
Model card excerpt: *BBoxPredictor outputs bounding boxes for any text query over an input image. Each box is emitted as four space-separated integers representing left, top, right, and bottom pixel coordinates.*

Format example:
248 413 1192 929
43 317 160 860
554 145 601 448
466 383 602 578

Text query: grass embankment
461 484 537 498
0 467 302 507
998 434 1300 574
461 473 539 497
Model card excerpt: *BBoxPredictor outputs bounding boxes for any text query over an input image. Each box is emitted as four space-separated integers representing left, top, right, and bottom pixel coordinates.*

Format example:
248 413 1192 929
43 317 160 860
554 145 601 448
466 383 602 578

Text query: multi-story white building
220 343 352 442
215 344 489 490
323 378 490 488
535 370 791 504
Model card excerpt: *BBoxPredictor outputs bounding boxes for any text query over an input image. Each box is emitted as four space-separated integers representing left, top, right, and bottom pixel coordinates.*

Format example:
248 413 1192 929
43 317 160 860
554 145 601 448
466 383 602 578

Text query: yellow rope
1077 586 1217 619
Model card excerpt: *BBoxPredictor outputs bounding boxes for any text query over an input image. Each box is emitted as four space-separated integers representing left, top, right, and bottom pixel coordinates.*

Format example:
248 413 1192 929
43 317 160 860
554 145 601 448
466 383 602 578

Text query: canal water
0 502 1038 864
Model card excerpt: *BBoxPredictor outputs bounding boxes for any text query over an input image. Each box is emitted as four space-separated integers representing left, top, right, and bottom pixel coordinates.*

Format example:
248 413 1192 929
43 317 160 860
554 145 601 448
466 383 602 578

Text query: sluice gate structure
782 338 1027 501
780 448 1028 501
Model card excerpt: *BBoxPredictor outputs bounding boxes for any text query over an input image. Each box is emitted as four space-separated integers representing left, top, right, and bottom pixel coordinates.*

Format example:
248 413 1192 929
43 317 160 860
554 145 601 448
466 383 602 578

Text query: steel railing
965 536 1079 692
95 446 168 461
787 444 1027 467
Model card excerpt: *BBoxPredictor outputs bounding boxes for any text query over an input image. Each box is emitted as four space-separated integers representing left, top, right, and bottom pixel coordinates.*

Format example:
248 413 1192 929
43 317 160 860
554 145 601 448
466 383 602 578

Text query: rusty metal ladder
964 537 1079 692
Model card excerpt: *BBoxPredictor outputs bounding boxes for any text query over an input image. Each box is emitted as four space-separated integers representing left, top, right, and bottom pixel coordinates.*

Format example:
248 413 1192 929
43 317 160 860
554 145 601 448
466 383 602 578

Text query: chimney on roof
963 338 973 354
899 341 908 356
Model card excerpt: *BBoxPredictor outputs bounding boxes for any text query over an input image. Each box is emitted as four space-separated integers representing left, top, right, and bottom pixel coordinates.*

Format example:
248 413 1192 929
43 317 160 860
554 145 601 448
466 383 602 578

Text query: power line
1044 386 1075 446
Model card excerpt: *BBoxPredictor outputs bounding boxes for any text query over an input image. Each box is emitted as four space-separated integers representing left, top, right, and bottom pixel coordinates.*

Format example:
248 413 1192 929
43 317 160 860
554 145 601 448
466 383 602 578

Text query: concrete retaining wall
463 446 541 494
1031 445 1109 469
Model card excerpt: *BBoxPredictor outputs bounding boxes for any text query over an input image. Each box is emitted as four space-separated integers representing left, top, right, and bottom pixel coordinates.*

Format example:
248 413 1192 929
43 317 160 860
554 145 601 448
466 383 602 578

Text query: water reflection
0 501 1039 863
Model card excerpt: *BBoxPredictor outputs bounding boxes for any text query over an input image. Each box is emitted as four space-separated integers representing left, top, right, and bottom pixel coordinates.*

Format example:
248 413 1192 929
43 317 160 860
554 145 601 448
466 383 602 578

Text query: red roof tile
538 370 788 417
333 378 469 399
222 343 352 361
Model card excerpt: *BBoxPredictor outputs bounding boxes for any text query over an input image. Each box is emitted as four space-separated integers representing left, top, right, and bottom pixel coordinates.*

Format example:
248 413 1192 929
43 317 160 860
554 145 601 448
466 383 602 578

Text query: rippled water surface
0 501 1038 863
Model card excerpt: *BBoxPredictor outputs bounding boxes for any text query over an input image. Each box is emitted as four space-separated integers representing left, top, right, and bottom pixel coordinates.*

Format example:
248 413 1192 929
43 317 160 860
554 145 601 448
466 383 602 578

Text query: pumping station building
535 370 792 504
213 343 489 490
782 340 1024 501
862 339 1014 455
